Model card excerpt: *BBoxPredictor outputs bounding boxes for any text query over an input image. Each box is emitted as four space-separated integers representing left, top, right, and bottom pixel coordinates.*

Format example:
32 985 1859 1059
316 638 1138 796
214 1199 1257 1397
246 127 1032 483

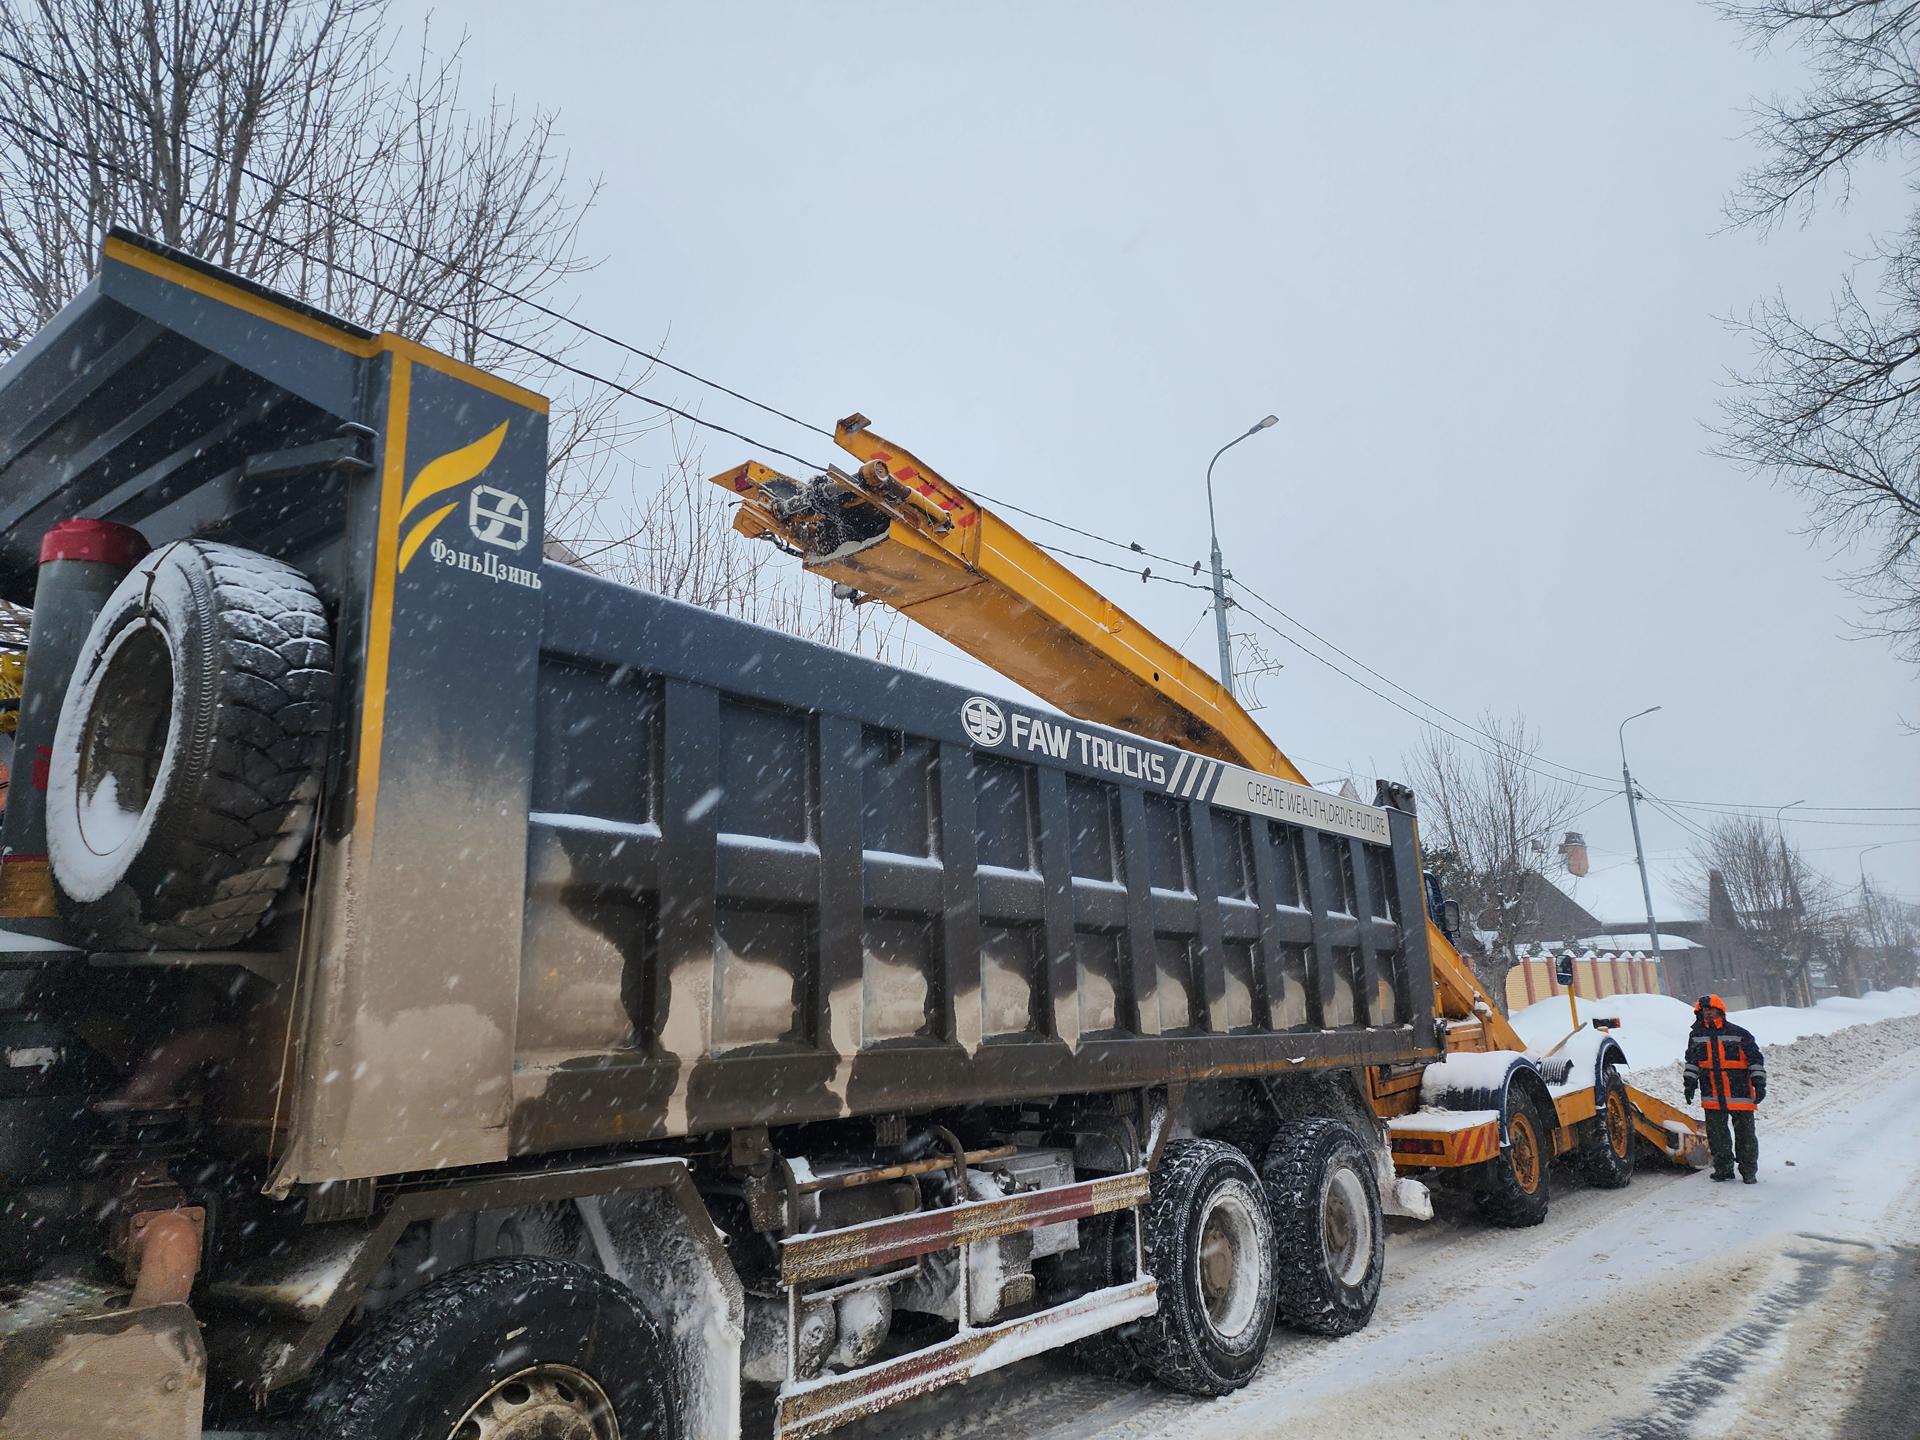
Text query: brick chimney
1559 831 1590 877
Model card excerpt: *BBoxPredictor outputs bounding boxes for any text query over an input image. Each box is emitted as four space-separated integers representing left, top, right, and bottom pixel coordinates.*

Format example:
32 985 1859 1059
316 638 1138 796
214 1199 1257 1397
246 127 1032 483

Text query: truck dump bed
0 231 1440 1190
513 566 1440 1152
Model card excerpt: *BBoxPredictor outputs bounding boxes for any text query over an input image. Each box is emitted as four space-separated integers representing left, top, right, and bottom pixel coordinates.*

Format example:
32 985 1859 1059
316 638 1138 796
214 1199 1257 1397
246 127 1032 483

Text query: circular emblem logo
961 696 1006 747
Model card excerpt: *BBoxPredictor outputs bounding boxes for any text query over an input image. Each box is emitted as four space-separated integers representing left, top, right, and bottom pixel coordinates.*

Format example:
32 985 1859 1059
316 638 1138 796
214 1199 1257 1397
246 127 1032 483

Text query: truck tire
1061 1209 1143 1379
294 1257 677 1440
1576 1067 1636 1189
1130 1138 1275 1397
1260 1119 1384 1336
44 541 331 949
1473 1095 1553 1228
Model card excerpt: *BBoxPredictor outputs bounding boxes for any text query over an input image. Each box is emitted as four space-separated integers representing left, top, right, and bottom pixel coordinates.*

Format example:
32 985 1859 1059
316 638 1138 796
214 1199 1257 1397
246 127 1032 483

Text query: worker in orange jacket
1683 994 1767 1184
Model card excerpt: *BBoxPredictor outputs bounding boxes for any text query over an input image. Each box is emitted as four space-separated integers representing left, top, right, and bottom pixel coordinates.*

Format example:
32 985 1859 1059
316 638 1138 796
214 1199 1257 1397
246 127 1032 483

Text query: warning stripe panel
1389 1119 1503 1168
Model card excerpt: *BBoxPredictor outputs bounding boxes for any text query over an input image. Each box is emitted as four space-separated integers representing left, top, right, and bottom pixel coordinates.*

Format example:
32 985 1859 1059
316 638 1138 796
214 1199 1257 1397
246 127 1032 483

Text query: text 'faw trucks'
0 233 1703 1440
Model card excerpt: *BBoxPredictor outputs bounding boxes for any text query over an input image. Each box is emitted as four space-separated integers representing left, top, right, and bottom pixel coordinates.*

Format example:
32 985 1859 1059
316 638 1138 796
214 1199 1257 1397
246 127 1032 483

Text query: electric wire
1024 542 1217 595
0 114 838 475
0 47 838 444
961 485 1204 574
1223 598 1620 795
5 57 1912 827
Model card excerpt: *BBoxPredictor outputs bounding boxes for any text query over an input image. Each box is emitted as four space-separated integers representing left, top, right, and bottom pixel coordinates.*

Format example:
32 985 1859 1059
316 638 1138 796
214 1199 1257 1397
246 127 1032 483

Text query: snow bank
1628 1013 1920 1115
1508 987 1920 1073
1510 992 1696 1073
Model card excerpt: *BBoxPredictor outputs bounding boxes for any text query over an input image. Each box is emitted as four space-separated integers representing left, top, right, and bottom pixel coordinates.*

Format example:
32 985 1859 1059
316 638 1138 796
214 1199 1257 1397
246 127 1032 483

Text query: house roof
1550 862 1704 929
1576 931 1702 952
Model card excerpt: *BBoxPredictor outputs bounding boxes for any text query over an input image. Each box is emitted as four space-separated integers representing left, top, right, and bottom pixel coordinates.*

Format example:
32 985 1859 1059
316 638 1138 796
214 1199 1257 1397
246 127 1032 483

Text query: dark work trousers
1704 1108 1759 1179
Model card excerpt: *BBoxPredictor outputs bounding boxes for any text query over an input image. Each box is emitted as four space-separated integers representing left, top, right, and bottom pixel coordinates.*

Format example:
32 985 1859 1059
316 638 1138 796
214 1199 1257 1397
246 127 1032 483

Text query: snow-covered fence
1504 950 1668 1011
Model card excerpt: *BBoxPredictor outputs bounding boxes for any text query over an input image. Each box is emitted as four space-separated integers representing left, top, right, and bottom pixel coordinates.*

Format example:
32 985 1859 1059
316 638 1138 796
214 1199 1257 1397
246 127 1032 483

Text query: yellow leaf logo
397 420 509 572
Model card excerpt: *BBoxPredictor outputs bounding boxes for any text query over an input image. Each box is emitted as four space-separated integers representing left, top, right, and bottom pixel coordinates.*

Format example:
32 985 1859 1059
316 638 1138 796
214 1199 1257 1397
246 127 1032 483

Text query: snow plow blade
1623 1083 1707 1169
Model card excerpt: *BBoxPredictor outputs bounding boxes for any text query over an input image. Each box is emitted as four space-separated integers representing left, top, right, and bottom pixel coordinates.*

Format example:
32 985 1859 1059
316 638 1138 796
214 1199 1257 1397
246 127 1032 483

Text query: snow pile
1509 991 1698 1073
1627 1013 1920 1114
1508 987 1920 1072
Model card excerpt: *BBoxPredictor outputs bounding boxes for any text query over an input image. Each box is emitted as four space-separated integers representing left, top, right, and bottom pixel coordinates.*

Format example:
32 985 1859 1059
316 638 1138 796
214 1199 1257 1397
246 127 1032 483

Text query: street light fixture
1618 706 1663 960
1859 843 1886 888
1205 415 1279 694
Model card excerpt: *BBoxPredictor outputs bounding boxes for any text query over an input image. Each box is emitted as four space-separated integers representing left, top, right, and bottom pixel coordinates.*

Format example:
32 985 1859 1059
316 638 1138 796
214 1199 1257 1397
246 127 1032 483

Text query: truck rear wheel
295 1257 676 1440
44 541 331 949
1473 1097 1552 1228
1130 1138 1275 1397
1576 1068 1636 1189
1260 1118 1384 1336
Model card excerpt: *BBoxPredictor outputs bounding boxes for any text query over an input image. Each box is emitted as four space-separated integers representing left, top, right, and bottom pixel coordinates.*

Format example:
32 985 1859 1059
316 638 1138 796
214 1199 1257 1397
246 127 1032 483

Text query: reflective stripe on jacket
1684 1020 1767 1112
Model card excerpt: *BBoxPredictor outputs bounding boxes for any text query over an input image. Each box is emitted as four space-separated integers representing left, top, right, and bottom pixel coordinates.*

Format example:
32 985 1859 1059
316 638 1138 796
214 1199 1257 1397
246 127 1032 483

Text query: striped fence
1504 951 1668 1013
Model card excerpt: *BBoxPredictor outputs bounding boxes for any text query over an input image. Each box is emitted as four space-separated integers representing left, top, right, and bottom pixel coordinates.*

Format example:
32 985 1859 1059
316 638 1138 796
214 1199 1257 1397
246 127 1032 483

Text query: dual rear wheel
1117 1120 1386 1397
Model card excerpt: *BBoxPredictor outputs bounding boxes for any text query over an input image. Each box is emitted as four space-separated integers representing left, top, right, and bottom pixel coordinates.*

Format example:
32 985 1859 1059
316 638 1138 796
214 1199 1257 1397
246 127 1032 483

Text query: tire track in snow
1595 1247 1841 1440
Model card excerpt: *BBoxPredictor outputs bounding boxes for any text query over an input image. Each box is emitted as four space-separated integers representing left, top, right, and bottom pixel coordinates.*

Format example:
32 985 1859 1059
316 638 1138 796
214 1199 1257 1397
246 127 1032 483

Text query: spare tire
45 542 332 949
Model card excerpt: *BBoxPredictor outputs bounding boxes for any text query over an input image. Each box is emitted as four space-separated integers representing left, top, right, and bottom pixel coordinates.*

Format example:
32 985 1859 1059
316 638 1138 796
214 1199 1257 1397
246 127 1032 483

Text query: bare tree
1405 712 1582 1010
0 0 620 531
0 0 896 658
1684 813 1841 1003
1853 882 1919 989
1717 1 1920 673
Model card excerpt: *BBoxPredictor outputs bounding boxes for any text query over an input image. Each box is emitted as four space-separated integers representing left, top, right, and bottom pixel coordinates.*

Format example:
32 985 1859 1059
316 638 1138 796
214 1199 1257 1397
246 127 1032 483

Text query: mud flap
0 1300 204 1440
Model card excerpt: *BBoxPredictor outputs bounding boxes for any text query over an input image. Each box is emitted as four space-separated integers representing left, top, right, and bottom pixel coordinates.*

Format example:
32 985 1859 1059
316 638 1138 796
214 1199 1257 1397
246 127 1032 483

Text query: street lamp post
1205 415 1278 694
1773 799 1804 860
1618 706 1664 961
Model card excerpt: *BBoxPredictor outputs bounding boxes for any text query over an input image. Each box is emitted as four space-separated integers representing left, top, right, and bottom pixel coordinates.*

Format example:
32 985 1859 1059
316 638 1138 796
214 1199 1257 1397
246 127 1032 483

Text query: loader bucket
1624 1082 1708 1169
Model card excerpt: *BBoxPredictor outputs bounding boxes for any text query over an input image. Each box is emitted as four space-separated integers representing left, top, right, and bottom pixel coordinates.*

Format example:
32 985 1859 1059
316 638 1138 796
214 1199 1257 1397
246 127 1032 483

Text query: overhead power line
1226 574 1622 788
0 47 837 445
5 50 1911 828
0 114 837 475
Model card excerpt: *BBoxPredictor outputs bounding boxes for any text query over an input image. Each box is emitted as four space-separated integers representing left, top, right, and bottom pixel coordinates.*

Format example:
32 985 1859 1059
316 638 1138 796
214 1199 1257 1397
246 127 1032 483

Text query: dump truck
0 232 1702 1440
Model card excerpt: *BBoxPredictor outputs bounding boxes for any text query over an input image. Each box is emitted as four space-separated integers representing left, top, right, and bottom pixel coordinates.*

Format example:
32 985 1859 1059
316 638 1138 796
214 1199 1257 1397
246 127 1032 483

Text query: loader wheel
294 1257 675 1440
1260 1118 1384 1336
1576 1068 1636 1190
44 542 332 949
1129 1138 1275 1396
1472 1097 1552 1228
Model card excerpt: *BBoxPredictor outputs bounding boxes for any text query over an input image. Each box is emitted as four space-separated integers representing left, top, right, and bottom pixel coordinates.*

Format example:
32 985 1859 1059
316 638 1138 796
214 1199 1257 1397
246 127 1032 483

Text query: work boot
1711 1170 1734 1182
1742 1175 1757 1185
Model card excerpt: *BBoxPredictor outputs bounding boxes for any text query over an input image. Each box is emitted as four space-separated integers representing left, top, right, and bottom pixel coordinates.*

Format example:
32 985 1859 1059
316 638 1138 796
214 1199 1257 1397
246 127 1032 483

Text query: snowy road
844 1023 1920 1440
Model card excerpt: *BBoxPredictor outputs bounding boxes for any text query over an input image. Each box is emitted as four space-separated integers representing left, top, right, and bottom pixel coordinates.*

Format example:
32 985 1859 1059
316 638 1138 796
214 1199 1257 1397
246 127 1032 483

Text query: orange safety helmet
1694 994 1727 1024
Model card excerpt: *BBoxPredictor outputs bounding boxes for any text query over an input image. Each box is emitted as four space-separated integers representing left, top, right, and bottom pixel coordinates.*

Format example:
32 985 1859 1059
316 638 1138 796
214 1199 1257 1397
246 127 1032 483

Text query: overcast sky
403 1 1918 905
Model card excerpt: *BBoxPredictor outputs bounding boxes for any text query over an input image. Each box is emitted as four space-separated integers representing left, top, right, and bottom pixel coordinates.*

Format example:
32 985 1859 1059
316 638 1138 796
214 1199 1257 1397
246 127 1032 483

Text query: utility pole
1204 415 1278 695
1618 706 1664 962
1858 844 1887 995
1774 799 1806 1004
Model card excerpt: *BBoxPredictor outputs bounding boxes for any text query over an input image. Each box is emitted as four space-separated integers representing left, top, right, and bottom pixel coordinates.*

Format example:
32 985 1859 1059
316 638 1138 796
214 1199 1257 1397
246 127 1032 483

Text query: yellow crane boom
709 418 1704 1167
713 415 1305 784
